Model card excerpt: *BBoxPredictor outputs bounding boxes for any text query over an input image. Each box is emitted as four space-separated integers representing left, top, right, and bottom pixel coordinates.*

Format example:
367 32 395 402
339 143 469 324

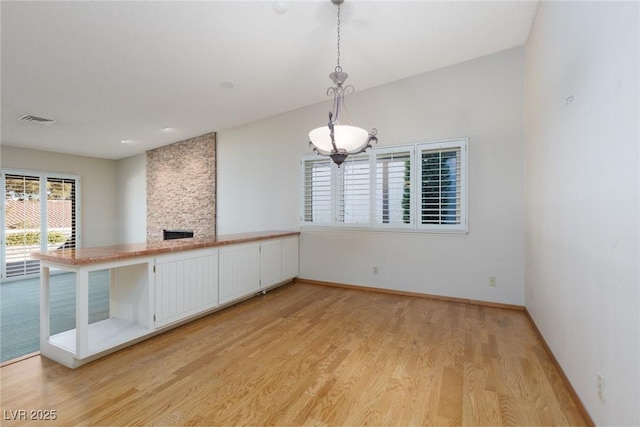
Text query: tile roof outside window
4 200 72 229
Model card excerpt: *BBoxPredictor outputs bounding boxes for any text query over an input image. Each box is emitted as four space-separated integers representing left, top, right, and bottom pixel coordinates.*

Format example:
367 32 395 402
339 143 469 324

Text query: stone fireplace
146 132 216 242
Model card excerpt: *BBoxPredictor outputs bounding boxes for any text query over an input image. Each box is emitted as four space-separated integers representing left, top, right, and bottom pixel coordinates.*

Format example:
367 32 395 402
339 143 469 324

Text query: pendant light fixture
308 0 377 167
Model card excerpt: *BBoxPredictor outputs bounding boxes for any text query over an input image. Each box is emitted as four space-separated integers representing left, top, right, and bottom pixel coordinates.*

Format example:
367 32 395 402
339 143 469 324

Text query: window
337 155 370 226
374 148 413 228
301 139 467 233
1 170 80 281
302 157 333 226
45 177 78 249
417 140 466 232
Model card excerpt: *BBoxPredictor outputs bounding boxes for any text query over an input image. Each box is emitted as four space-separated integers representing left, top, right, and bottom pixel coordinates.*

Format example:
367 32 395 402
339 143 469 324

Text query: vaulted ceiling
1 1 538 160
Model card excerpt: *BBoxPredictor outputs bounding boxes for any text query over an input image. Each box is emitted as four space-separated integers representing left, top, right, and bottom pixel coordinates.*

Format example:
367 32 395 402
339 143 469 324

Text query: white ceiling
1 0 538 160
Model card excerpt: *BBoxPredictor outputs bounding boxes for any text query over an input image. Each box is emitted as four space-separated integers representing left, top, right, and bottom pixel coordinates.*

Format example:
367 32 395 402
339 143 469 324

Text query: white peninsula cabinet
219 242 261 305
261 236 299 291
260 240 282 290
33 231 299 368
281 236 299 281
218 236 300 304
154 248 219 329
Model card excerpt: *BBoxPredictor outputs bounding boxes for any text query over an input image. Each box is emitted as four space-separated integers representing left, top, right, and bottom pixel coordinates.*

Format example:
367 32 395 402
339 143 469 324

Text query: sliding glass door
1 170 79 281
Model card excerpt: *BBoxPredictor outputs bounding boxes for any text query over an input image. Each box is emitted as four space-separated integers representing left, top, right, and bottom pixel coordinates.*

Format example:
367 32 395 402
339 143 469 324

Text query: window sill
300 225 469 236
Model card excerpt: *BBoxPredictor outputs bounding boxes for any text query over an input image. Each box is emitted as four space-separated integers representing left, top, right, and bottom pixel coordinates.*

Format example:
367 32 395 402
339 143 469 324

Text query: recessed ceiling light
273 1 287 14
219 81 235 89
161 127 174 132
121 139 132 144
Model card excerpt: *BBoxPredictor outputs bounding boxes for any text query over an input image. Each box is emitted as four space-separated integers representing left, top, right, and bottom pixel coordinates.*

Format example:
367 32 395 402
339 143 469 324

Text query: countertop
31 230 300 266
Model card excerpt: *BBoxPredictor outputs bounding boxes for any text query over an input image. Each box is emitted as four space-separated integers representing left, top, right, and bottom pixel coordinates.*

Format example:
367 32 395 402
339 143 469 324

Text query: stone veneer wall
146 132 216 242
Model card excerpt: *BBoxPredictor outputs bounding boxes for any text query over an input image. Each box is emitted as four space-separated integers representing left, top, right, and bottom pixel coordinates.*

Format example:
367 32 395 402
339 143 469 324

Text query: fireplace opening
163 229 194 240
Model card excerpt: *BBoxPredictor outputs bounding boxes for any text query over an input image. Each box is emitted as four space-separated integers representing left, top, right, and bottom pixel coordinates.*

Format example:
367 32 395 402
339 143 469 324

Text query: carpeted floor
0 271 110 362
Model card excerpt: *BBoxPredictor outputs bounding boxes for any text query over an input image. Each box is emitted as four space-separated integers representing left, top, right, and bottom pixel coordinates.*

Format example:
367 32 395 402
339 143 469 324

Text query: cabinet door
281 236 299 280
260 240 282 289
219 243 260 304
154 249 219 328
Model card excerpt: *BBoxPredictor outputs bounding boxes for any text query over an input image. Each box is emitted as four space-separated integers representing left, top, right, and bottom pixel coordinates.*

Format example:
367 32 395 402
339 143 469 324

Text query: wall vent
18 114 56 126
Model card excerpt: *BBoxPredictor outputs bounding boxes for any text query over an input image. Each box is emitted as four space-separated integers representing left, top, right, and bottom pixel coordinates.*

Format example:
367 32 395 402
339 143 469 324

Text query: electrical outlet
373 266 379 275
597 373 605 402
488 276 496 287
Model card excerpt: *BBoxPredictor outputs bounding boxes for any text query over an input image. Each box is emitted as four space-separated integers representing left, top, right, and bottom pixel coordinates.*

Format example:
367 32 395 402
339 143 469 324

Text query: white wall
116 153 147 243
525 2 639 425
218 47 525 306
0 145 120 247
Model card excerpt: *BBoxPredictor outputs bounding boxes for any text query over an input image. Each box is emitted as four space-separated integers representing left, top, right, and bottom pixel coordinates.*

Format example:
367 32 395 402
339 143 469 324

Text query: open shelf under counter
38 257 155 368
45 318 152 356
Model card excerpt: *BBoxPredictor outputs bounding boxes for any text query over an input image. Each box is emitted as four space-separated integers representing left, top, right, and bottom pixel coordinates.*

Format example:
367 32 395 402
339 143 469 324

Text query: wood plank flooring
0 282 587 426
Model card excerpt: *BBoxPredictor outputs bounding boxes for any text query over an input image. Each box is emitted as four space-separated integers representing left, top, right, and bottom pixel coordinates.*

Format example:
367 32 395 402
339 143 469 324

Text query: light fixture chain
308 0 377 167
336 3 341 70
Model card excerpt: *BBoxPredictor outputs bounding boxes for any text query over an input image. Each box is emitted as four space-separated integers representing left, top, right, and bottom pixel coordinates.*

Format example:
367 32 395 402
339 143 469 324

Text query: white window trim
301 138 468 234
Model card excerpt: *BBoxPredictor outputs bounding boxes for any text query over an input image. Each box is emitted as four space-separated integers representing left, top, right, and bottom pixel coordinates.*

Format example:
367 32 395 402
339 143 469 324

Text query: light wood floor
0 282 587 426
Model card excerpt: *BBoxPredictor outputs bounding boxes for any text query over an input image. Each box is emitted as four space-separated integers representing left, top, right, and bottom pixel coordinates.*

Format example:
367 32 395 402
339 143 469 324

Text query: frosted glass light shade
309 124 370 153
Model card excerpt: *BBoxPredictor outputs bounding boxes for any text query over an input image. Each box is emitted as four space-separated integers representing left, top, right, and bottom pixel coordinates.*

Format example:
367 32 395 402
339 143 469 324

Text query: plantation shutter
337 154 371 225
374 149 413 227
418 140 467 231
302 157 333 225
300 139 467 233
